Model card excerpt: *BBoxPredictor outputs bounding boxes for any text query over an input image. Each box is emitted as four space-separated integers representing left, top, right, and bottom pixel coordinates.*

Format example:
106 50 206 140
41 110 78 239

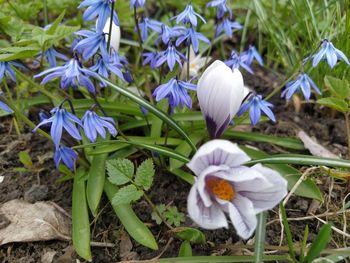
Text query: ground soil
0 67 349 263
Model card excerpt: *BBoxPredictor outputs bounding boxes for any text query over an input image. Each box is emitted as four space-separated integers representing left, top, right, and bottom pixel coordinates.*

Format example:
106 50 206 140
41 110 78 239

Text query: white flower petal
101 18 121 51
187 140 250 176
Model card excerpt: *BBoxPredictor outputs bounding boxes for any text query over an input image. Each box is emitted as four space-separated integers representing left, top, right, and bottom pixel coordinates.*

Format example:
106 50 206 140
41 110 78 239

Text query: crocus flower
54 144 78 171
82 110 117 142
153 78 196 110
237 95 276 125
0 61 23 82
241 45 264 66
156 24 186 45
172 3 206 27
74 30 109 60
206 0 232 19
0 92 12 113
143 51 158 68
34 58 100 94
33 106 82 147
35 47 68 68
225 50 254 74
281 73 321 101
155 44 186 71
216 18 242 38
100 17 121 51
79 0 119 32
312 39 350 68
187 139 287 239
197 60 245 138
180 46 210 79
176 27 210 53
138 18 162 42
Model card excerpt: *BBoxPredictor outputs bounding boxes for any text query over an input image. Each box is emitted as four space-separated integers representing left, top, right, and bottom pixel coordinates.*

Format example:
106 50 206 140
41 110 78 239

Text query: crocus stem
344 113 350 159
187 45 191 80
107 1 115 51
43 0 48 25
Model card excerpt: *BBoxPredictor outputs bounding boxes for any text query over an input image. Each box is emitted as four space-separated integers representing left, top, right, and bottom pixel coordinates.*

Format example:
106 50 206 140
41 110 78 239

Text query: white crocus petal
243 85 252 98
100 18 121 51
197 60 245 138
187 139 250 176
187 184 228 229
180 46 210 79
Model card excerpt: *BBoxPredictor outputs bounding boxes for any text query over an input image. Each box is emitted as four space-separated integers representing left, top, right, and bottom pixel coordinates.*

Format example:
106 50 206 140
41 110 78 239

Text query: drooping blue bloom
156 24 186 45
153 78 196 110
206 0 232 19
34 58 100 93
33 106 82 148
281 73 321 101
79 0 119 32
237 95 276 125
138 18 162 42
130 0 145 9
155 44 186 71
172 3 206 27
215 18 242 38
176 27 210 53
0 61 23 82
54 144 78 171
241 45 264 66
74 30 108 60
225 50 254 74
35 47 68 68
311 39 350 69
82 110 117 142
0 92 12 113
143 51 158 68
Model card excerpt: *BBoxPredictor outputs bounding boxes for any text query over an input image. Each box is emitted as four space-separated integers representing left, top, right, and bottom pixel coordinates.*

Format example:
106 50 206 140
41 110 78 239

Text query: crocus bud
98 18 121 51
197 60 245 139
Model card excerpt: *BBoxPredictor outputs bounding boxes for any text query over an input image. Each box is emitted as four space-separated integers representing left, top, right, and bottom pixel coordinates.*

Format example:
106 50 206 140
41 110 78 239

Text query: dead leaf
0 199 71 246
56 246 75 263
41 250 57 263
120 230 133 260
297 130 339 159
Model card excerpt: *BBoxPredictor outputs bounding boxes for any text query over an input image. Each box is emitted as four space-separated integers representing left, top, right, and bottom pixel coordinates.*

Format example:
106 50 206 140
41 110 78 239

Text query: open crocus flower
187 140 288 239
197 60 245 139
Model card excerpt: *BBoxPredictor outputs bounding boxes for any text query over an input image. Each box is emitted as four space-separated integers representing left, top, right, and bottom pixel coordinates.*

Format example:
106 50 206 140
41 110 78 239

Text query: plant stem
344 113 350 159
187 45 190 81
107 1 115 51
43 0 48 26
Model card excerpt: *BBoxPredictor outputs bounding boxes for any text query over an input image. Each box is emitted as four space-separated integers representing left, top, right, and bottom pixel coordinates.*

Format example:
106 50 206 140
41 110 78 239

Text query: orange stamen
206 178 235 201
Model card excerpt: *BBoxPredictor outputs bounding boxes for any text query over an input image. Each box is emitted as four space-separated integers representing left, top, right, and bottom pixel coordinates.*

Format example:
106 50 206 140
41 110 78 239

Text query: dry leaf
41 250 57 263
0 199 71 246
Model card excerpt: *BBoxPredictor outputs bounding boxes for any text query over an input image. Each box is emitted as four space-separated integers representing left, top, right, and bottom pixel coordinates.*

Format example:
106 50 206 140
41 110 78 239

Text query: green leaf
106 159 134 186
135 159 155 191
157 255 291 262
317 97 348 113
175 227 206 244
324 75 350 99
151 204 167 225
112 185 143 206
47 11 66 34
18 151 33 167
179 241 192 257
280 204 297 262
254 212 267 263
164 206 185 227
305 224 332 263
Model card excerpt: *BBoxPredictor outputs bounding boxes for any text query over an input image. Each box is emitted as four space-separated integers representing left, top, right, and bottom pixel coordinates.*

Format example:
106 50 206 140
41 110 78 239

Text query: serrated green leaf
135 159 155 190
151 204 167 225
324 75 350 99
164 206 185 227
18 151 33 167
175 227 206 244
106 159 134 186
112 185 143 206
317 97 348 113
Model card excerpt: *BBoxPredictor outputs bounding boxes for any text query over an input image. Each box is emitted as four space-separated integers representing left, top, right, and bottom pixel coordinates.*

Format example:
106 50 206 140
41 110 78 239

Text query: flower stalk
107 1 115 51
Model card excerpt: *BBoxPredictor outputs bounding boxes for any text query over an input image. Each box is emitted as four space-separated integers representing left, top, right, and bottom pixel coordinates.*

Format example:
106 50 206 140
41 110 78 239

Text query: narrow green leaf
280 204 297 262
46 10 66 34
112 184 143 206
324 75 350 99
157 255 291 262
254 212 267 263
175 227 206 244
305 224 332 263
135 159 155 191
179 241 192 257
106 158 134 185
317 97 348 113
18 151 33 167
168 169 195 185
300 225 309 263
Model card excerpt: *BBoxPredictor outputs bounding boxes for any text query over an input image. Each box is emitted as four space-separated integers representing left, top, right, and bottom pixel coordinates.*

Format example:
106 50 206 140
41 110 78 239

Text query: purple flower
74 30 108 60
82 110 117 142
172 4 206 27
237 95 276 125
35 47 68 68
176 27 210 53
155 44 186 71
78 0 119 32
153 78 196 110
138 18 162 42
33 106 82 148
281 73 321 101
156 24 186 45
225 50 254 74
206 0 232 19
34 58 100 94
130 0 145 9
216 18 242 38
143 51 158 68
311 39 350 69
187 140 287 239
0 92 12 113
240 45 264 66
0 61 23 82
54 144 78 171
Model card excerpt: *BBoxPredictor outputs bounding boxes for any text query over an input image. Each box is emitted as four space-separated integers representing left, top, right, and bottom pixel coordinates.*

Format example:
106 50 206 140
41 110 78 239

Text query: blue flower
0 92 12 113
156 24 185 45
79 0 119 32
241 45 264 66
138 18 162 42
0 61 23 82
33 106 82 148
225 50 254 74
74 30 108 60
281 73 321 101
311 39 350 68
34 58 100 94
143 51 158 68
54 144 78 171
206 0 231 19
237 95 276 125
35 47 68 68
172 4 206 27
153 78 196 110
176 27 210 53
130 0 145 9
216 18 242 37
82 110 117 142
155 44 186 71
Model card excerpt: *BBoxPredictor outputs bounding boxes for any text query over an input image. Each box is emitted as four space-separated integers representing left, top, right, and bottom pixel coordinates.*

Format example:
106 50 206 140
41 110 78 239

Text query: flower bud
98 17 121 51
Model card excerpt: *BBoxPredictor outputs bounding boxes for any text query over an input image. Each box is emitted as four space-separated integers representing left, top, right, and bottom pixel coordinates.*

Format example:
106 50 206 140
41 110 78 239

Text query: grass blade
254 212 267 263
280 204 297 262
305 224 332 263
